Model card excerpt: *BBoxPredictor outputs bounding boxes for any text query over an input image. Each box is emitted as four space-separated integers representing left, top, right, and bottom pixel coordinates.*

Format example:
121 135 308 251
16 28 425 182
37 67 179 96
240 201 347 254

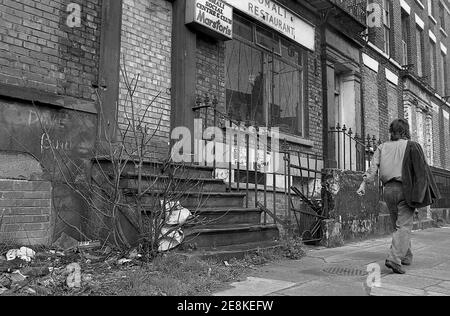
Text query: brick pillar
425 111 434 165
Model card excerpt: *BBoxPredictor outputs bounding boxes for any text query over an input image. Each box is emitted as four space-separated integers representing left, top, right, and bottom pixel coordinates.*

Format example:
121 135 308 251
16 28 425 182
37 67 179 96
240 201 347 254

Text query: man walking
357 119 440 274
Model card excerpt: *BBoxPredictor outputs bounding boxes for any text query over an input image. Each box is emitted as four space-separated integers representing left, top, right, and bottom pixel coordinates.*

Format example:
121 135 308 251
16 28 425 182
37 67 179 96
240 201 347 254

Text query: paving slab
424 286 450 295
213 227 450 297
278 280 367 296
406 269 450 281
380 274 441 289
250 266 323 284
213 277 296 297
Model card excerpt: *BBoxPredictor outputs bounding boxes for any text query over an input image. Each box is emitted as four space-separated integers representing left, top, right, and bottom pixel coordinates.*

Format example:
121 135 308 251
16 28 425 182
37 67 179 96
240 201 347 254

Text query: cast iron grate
323 266 368 277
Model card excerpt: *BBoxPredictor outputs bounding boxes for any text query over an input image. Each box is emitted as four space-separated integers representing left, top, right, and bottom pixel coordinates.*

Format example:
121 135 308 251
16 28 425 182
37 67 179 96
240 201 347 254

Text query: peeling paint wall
322 169 382 243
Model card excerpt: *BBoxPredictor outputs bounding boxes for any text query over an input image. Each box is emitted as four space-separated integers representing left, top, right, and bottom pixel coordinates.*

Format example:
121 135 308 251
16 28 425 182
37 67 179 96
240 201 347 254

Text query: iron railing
329 123 381 172
193 94 325 239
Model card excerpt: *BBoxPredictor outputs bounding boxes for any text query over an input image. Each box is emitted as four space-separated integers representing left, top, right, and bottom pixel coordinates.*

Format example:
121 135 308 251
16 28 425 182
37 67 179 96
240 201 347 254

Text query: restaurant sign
224 0 315 51
186 0 233 41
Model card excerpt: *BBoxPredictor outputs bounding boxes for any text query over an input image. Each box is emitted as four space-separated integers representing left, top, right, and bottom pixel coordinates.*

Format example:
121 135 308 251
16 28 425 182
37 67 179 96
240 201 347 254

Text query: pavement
213 226 450 296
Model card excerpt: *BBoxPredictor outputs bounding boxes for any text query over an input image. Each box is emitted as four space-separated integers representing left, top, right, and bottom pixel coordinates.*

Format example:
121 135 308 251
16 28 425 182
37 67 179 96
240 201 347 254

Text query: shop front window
225 15 306 137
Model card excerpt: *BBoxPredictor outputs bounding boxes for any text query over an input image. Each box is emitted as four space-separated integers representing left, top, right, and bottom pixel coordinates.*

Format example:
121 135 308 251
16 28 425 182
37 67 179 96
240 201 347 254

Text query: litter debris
66 263 82 289
158 200 191 252
10 270 27 284
224 261 230 267
0 286 8 295
21 266 51 278
127 249 142 260
53 232 79 251
162 200 192 226
6 250 18 261
82 274 93 284
24 287 37 295
0 274 12 288
6 247 36 263
82 253 102 261
78 241 101 251
158 227 185 252
118 258 132 265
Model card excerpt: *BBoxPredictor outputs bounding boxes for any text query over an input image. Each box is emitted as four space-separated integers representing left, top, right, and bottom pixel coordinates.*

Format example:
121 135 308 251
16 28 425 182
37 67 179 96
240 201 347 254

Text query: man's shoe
385 260 406 274
401 258 412 266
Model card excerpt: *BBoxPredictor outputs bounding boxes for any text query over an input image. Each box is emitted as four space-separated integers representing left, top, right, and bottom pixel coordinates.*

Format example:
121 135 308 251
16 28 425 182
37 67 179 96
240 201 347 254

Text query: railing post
337 123 341 169
348 128 353 172
342 124 347 171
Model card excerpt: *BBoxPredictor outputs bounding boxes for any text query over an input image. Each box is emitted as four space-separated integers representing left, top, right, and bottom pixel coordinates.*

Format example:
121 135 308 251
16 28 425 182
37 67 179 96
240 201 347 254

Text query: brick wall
0 180 52 245
0 0 101 100
119 0 172 161
444 109 450 169
363 65 380 139
387 82 399 124
196 37 226 126
432 106 443 169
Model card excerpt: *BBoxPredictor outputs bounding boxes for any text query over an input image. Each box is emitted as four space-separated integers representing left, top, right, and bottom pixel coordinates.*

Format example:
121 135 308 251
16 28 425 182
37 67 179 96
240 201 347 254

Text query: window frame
382 0 392 55
430 40 437 89
225 13 308 138
439 2 446 30
416 26 425 77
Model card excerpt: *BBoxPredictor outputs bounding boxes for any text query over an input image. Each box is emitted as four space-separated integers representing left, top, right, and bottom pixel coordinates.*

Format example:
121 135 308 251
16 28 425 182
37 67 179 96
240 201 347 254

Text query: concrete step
93 159 214 180
179 240 282 261
123 190 246 209
184 224 279 249
119 176 227 193
186 207 263 226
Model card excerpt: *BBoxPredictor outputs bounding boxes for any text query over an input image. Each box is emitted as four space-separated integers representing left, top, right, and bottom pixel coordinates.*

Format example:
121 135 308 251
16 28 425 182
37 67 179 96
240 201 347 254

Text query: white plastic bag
158 227 185 252
6 247 35 262
161 200 192 226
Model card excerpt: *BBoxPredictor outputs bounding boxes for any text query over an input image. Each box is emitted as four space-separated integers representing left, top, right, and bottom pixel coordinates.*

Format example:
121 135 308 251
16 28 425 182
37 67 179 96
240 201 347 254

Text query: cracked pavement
213 226 450 296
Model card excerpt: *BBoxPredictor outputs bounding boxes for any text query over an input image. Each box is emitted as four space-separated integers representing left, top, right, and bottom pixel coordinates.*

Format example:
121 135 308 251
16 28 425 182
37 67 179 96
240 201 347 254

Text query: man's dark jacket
402 141 441 209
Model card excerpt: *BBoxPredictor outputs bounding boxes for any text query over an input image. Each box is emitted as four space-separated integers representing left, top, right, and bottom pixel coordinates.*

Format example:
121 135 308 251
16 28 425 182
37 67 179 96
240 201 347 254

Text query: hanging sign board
186 0 233 41
224 0 315 51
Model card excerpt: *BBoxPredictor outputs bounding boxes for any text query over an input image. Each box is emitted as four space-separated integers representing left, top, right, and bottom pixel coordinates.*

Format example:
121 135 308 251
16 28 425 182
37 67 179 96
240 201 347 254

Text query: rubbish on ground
53 232 79 251
0 286 8 295
10 270 27 284
82 274 93 283
24 287 37 295
118 258 132 265
82 253 102 261
103 246 112 255
162 200 192 226
6 249 19 261
224 261 230 267
6 247 35 263
78 241 101 250
21 266 51 278
158 227 184 252
66 263 82 289
0 274 11 288
127 249 142 260
31 285 52 296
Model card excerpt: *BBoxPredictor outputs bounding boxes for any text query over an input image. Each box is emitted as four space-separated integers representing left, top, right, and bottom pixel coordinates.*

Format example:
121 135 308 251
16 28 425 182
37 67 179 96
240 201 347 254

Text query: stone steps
180 240 282 261
92 159 280 255
183 224 279 250
123 190 247 209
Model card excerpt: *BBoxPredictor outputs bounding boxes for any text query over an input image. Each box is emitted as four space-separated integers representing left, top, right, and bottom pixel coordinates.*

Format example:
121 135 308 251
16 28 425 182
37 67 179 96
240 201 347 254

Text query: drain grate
323 266 368 277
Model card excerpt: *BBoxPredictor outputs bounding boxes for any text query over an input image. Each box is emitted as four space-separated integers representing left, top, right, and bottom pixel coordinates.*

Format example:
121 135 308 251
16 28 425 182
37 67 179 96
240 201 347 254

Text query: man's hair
389 119 411 141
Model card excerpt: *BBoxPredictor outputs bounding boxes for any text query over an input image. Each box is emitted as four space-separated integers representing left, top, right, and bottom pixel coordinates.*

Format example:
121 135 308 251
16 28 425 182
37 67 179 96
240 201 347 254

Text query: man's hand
357 182 366 196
